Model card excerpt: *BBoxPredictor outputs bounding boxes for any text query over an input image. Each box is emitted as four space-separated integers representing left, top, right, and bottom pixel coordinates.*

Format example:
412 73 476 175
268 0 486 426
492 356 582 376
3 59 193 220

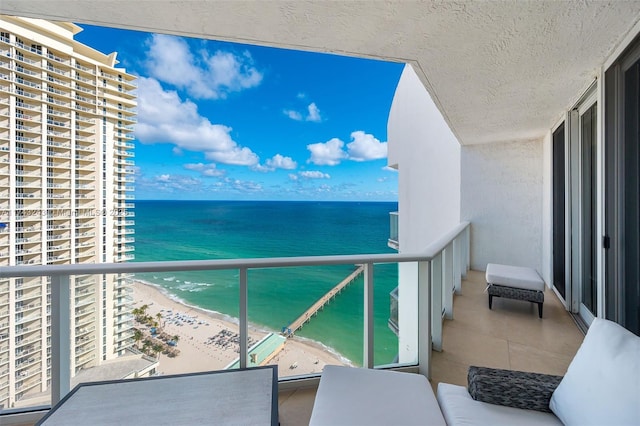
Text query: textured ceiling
2 1 640 145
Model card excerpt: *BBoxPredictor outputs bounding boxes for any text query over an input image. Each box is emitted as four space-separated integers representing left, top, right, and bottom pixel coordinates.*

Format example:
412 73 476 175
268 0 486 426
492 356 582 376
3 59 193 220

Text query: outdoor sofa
310 318 639 425
437 318 640 425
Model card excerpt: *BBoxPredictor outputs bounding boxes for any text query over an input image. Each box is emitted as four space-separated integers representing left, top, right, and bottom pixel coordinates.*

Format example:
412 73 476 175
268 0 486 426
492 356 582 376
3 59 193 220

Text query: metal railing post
453 238 462 294
239 268 248 369
363 263 374 369
51 274 71 404
430 254 443 352
417 261 432 378
443 243 454 319
464 225 471 274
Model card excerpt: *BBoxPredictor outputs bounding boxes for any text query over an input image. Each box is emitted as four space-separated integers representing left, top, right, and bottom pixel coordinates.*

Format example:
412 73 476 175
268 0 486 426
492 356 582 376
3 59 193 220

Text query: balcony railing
0 221 470 409
388 211 399 250
388 286 399 336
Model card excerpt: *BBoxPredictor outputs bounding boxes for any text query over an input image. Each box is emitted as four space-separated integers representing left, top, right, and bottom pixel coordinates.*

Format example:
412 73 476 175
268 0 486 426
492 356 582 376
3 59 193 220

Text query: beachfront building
0 2 639 424
0 16 142 408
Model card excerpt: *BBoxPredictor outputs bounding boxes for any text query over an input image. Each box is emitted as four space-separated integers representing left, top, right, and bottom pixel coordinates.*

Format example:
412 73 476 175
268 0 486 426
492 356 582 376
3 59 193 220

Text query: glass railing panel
389 211 399 244
388 286 399 337
2 275 49 412
0 220 471 415
130 270 239 376
247 265 359 378
371 263 399 368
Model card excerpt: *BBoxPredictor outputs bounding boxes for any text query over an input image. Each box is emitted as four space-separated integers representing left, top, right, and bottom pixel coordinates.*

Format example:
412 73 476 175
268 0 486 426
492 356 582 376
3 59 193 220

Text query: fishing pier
282 265 365 337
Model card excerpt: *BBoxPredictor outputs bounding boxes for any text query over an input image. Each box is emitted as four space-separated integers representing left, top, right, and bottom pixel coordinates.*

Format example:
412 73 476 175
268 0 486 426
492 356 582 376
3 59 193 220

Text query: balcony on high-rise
388 211 398 250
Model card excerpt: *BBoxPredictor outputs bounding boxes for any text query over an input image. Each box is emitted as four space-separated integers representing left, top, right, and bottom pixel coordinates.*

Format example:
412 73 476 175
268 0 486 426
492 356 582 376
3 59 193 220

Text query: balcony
0 228 586 424
388 211 398 250
0 224 471 403
388 286 398 336
74 62 95 75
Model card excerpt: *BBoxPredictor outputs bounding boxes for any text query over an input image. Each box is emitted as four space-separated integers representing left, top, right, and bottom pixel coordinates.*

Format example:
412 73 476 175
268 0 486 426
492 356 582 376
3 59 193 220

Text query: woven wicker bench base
488 284 544 318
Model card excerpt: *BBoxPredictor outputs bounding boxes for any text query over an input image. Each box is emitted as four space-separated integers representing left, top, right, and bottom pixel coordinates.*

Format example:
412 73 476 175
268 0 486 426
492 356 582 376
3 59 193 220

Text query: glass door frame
551 118 569 307
569 84 599 326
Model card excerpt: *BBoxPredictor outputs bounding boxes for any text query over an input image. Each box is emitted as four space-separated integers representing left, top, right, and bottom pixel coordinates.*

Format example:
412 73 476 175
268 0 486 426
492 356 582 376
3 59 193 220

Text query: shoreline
130 280 349 377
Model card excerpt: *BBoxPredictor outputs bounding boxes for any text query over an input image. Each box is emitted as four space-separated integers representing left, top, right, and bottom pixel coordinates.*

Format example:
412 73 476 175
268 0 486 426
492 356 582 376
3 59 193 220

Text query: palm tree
133 329 143 347
173 335 179 343
142 340 151 356
152 342 164 358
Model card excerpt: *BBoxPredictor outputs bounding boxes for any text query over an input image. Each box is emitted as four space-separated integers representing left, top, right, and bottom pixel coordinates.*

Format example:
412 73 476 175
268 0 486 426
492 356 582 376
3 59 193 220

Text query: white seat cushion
485 263 545 292
310 366 445 426
437 383 561 426
549 318 640 425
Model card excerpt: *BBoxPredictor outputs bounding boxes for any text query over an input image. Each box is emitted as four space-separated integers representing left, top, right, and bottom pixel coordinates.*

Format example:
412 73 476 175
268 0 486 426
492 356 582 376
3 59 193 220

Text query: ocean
133 200 399 366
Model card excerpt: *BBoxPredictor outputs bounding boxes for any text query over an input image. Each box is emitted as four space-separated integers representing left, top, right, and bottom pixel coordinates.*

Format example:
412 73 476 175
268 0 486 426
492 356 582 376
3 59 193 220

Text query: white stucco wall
387 64 461 363
388 65 461 252
461 140 544 275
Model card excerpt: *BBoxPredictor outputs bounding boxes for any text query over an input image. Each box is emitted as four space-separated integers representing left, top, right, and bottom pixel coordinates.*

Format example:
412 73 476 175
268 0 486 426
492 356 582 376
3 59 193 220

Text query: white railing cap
0 222 469 278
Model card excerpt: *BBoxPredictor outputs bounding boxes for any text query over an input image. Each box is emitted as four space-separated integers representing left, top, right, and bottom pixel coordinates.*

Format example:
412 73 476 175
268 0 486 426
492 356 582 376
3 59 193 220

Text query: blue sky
74 25 403 201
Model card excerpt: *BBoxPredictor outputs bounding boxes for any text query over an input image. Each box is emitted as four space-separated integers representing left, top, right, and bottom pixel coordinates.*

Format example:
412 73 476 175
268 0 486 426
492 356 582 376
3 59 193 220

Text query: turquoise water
133 200 399 365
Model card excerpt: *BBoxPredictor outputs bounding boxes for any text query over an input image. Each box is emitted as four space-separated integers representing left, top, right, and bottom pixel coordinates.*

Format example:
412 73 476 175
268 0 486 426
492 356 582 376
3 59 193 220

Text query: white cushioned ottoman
309 365 446 425
485 263 545 318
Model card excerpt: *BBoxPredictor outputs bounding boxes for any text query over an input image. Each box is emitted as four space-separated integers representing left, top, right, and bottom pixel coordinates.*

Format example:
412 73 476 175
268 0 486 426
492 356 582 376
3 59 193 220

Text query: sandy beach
131 281 348 377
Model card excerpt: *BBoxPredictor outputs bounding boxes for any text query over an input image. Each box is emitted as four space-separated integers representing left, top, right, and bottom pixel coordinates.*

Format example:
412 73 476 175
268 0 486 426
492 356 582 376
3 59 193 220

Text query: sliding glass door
579 102 598 323
552 123 566 301
605 43 640 336
569 87 598 326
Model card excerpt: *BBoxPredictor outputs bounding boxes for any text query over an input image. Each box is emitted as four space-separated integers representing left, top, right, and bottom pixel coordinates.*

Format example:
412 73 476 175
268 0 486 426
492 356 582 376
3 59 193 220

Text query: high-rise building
0 16 138 407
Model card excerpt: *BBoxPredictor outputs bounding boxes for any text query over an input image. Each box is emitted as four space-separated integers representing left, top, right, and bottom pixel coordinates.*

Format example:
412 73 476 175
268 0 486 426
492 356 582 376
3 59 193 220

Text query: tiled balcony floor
430 269 585 393
277 269 585 425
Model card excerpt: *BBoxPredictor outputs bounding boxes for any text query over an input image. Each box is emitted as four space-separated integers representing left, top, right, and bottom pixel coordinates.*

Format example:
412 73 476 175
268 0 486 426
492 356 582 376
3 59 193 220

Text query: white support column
430 254 443 352
453 238 462 294
239 268 248 369
363 263 374 369
443 243 454 319
51 274 71 404
417 261 432 379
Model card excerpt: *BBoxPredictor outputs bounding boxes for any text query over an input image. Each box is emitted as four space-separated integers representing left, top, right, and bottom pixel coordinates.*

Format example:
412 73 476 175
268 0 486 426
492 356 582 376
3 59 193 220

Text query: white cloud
252 164 272 173
253 154 297 173
288 173 299 181
135 77 259 166
205 146 259 166
299 171 330 179
306 131 387 166
145 34 262 99
145 35 200 91
346 131 387 161
306 103 322 122
283 102 323 122
307 138 347 166
283 109 303 121
223 177 263 193
266 154 297 170
149 174 203 192
184 163 225 177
